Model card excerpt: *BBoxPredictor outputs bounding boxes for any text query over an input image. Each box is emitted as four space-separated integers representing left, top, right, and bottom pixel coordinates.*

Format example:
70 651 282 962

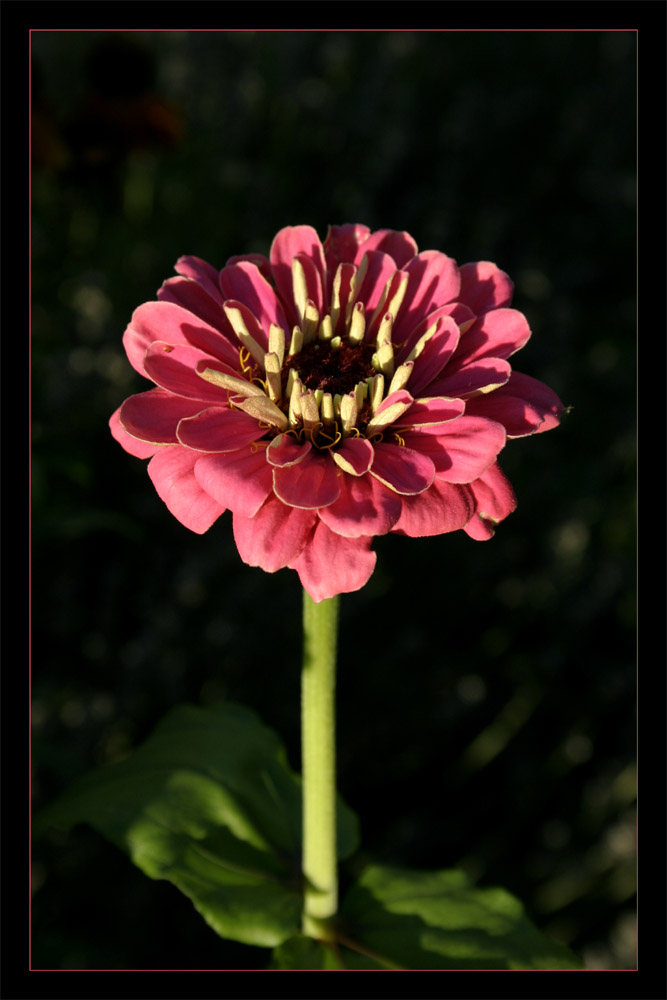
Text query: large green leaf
35 702 360 948
337 865 582 970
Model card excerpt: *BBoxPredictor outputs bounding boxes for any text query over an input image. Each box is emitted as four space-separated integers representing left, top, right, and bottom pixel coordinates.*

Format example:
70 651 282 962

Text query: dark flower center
283 340 375 396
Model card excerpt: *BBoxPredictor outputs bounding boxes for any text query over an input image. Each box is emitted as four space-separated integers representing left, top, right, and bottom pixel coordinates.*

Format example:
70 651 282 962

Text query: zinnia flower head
111 224 564 601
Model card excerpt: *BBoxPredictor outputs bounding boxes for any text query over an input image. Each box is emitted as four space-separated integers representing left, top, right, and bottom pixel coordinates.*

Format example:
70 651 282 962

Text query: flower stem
301 589 339 940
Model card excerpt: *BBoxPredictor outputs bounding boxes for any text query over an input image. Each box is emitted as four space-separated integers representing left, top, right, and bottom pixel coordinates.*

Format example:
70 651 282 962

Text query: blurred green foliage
31 29 635 970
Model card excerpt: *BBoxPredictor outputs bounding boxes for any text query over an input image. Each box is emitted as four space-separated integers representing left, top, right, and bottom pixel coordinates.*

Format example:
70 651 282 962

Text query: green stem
301 589 339 940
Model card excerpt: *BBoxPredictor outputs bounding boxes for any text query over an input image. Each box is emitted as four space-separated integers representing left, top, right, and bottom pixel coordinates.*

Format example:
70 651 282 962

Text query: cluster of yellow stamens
197 256 439 448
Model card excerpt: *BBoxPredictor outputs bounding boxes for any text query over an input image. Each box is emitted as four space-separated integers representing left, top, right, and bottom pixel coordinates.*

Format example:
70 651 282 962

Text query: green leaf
35 702 360 948
338 865 583 970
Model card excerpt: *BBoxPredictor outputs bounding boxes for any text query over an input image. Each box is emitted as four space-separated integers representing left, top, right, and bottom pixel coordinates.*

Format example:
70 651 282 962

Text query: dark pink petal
270 225 327 326
399 395 465 429
120 389 208 444
221 297 270 352
403 315 461 396
194 446 274 517
353 251 398 321
219 262 289 339
289 521 377 602
395 303 470 364
267 434 312 467
294 253 325 317
465 371 565 436
147 446 225 533
272 451 341 509
464 462 517 540
233 496 316 572
174 255 223 299
324 223 371 270
158 277 232 341
176 406 263 453
403 416 506 483
123 301 193 376
370 442 435 495
333 436 375 475
143 342 235 403
358 229 419 268
109 407 161 458
318 472 401 538
454 307 531 365
394 251 461 342
427 357 511 399
225 253 272 282
392 479 475 537
458 261 514 314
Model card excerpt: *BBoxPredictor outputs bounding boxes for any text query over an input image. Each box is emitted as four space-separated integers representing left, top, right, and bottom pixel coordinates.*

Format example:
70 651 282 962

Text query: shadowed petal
459 261 514 314
357 229 419 268
370 442 435 495
120 389 208 444
176 406 264 452
270 225 327 326
318 472 401 537
110 407 162 458
465 371 565 437
273 451 341 509
427 357 511 399
403 416 506 483
219 262 288 339
194 446 274 517
143 341 236 403
290 521 377 602
464 462 517 539
147 446 225 533
454 307 531 365
392 479 475 537
233 496 317 572
394 251 460 341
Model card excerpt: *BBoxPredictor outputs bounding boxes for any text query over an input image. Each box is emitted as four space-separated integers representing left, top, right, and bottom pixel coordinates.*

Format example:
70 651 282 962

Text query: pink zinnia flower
110 224 564 602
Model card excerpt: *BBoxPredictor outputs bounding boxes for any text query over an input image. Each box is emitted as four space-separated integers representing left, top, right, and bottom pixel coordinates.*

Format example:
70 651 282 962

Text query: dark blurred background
31 30 636 970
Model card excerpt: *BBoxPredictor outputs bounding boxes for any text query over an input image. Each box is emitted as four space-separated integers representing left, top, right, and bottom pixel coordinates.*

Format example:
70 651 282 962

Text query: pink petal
324 223 371 271
221 297 270 352
270 225 327 327
358 229 419 268
454 307 531 366
233 496 316 572
370 442 435 495
399 396 465 429
293 252 325 317
353 251 398 322
174 255 223 299
147 446 225 533
395 303 470 364
123 302 192 377
333 436 375 476
219 262 288 339
158 277 233 342
289 521 377 602
143 341 236 403
267 434 312 468
120 389 209 444
176 406 264 452
427 357 512 399
402 416 506 483
392 479 475 537
464 462 517 540
458 261 514 314
194 446 274 517
109 407 161 458
318 472 401 538
272 451 341 509
225 253 272 282
393 251 461 342
466 371 565 436
402 315 461 396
